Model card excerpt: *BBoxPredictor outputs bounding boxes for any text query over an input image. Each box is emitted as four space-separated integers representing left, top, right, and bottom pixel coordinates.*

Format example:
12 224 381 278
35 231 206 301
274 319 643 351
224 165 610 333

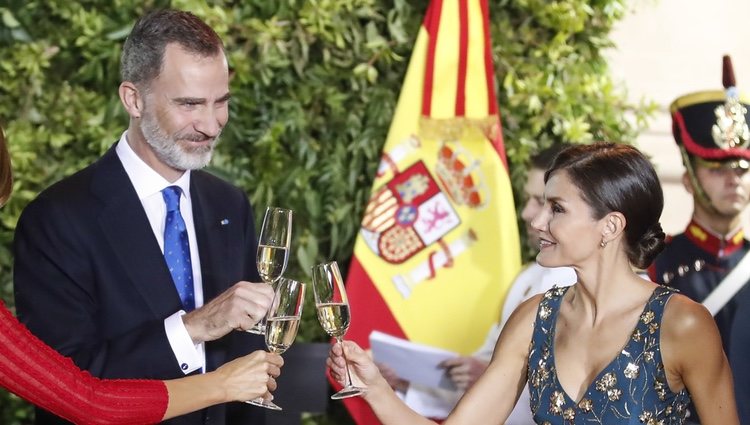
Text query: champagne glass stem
251 282 272 333
337 337 356 389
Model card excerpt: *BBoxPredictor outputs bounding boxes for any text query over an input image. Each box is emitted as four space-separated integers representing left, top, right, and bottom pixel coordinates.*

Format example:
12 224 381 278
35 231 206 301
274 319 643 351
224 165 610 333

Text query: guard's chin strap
680 147 721 215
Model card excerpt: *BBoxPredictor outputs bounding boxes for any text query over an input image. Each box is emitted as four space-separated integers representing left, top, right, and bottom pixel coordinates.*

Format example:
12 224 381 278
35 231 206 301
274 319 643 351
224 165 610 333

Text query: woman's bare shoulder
661 292 717 339
661 291 723 365
499 290 551 342
511 292 545 321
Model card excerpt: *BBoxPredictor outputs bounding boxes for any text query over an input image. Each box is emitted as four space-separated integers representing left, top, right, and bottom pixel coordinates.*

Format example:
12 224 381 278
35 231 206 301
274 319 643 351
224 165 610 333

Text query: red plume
723 55 736 88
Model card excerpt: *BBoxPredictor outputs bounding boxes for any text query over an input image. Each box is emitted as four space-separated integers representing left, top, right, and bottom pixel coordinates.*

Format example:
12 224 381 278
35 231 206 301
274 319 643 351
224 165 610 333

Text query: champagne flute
246 277 305 410
311 261 366 399
249 206 292 334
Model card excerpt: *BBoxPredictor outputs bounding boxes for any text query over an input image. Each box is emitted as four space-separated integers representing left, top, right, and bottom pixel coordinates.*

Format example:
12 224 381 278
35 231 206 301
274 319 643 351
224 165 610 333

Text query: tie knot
162 186 183 212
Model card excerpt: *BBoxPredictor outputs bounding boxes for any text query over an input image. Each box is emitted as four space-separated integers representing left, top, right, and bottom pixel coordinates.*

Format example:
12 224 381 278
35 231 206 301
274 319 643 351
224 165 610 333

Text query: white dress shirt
116 132 205 374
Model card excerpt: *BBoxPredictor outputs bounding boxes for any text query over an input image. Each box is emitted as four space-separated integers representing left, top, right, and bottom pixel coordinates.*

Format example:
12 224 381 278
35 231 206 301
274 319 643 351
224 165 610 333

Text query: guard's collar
684 218 746 257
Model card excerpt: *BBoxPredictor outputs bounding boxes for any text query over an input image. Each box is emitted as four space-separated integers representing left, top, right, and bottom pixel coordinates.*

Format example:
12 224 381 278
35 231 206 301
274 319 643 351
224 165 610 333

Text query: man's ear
119 81 143 119
682 171 695 195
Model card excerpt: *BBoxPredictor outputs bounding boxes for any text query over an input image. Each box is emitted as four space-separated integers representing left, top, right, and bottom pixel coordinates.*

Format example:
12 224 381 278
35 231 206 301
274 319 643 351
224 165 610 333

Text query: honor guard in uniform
649 55 750 423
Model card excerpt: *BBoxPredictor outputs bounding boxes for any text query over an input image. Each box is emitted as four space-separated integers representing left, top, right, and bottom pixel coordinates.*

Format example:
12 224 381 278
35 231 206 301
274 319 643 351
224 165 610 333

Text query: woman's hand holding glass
246 277 305 410
327 340 382 392
250 206 292 335
312 261 366 399
213 350 283 403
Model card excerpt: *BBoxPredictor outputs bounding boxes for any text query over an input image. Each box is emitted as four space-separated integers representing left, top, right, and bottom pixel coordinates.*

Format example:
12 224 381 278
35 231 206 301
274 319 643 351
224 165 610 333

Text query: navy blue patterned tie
162 186 195 311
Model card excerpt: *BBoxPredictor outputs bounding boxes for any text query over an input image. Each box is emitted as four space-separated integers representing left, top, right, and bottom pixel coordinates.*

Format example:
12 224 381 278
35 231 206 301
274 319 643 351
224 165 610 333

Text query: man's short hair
120 9 224 85
530 143 570 171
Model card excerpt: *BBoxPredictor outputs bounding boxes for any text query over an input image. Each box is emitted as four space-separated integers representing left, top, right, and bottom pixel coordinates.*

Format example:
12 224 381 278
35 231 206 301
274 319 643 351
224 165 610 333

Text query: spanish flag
342 0 520 421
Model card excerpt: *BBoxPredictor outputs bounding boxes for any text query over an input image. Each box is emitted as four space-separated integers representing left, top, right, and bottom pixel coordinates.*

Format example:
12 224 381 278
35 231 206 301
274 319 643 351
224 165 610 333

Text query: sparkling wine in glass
246 277 305 410
249 206 292 335
311 261 366 399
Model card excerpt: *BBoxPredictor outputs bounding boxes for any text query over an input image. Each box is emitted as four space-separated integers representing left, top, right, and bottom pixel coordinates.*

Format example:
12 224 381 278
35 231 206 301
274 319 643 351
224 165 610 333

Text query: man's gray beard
140 113 218 171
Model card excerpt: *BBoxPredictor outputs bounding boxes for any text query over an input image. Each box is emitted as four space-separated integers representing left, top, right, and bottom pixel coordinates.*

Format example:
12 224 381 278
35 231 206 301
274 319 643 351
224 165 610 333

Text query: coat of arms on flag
361 139 494 299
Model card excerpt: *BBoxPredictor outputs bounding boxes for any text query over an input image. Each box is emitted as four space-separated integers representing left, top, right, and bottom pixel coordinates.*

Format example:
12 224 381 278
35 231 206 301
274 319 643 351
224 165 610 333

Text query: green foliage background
0 0 653 423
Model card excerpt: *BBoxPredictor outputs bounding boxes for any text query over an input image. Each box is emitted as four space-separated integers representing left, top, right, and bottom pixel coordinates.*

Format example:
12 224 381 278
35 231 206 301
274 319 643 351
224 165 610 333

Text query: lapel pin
220 219 230 226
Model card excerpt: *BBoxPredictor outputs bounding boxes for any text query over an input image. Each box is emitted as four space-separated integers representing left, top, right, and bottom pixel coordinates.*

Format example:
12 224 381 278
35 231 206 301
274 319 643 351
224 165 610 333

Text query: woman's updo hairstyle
544 142 665 269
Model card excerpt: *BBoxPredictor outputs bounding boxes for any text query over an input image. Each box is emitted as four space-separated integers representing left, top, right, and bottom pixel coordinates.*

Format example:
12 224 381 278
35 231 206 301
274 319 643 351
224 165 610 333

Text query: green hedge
0 0 653 423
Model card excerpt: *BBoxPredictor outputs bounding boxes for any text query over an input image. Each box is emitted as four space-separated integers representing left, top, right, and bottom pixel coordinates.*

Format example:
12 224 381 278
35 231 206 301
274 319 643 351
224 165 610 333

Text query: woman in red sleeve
0 127 283 424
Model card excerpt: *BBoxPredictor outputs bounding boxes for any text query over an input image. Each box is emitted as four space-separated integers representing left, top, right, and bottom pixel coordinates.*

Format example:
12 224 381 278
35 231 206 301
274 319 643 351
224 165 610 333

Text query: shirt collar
115 131 191 200
684 218 745 257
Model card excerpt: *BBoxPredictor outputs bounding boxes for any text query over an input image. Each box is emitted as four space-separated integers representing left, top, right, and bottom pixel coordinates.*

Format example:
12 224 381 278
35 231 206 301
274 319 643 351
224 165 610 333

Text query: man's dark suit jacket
14 144 266 425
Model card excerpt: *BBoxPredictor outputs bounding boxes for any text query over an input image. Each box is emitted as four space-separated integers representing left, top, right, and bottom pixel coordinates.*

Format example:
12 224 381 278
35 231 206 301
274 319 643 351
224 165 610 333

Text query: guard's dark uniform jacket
649 219 750 423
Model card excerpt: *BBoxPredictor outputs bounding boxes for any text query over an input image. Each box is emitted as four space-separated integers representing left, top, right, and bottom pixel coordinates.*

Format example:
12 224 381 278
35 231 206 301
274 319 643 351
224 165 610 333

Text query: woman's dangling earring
600 239 607 248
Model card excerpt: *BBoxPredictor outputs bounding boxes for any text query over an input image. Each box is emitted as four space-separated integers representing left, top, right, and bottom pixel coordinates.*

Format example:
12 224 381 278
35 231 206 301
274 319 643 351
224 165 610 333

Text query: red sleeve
0 302 168 425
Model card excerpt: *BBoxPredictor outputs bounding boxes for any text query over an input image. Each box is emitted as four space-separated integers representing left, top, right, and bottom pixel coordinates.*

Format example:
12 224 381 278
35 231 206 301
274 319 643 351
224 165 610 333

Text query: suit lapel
92 146 184 316
191 172 231 303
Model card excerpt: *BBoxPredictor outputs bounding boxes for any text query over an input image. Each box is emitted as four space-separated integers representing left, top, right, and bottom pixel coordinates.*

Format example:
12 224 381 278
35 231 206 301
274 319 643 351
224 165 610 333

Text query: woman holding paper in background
373 145 577 422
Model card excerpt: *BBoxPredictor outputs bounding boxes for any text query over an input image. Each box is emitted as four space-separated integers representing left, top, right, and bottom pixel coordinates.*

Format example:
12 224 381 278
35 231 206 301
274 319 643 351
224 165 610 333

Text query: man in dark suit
13 9 274 425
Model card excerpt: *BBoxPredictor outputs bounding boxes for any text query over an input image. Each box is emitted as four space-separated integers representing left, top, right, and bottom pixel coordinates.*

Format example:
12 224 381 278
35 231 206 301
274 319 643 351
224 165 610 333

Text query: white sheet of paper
369 330 459 390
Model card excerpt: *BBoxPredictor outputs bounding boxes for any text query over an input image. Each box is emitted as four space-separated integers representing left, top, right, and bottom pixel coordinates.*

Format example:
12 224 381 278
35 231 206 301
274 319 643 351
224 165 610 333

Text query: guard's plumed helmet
670 55 750 211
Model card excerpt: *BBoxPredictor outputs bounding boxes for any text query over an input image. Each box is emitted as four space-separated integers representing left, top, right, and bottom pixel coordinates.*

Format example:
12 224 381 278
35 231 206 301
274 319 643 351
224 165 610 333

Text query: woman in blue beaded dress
328 143 739 424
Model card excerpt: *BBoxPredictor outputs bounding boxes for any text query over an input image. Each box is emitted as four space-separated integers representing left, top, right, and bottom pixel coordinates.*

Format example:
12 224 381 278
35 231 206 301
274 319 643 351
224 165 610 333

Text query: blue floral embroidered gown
527 286 691 424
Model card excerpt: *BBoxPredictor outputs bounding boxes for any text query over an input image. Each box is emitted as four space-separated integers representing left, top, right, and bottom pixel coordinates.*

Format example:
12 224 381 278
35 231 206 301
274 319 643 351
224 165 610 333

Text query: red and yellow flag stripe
342 0 520 421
